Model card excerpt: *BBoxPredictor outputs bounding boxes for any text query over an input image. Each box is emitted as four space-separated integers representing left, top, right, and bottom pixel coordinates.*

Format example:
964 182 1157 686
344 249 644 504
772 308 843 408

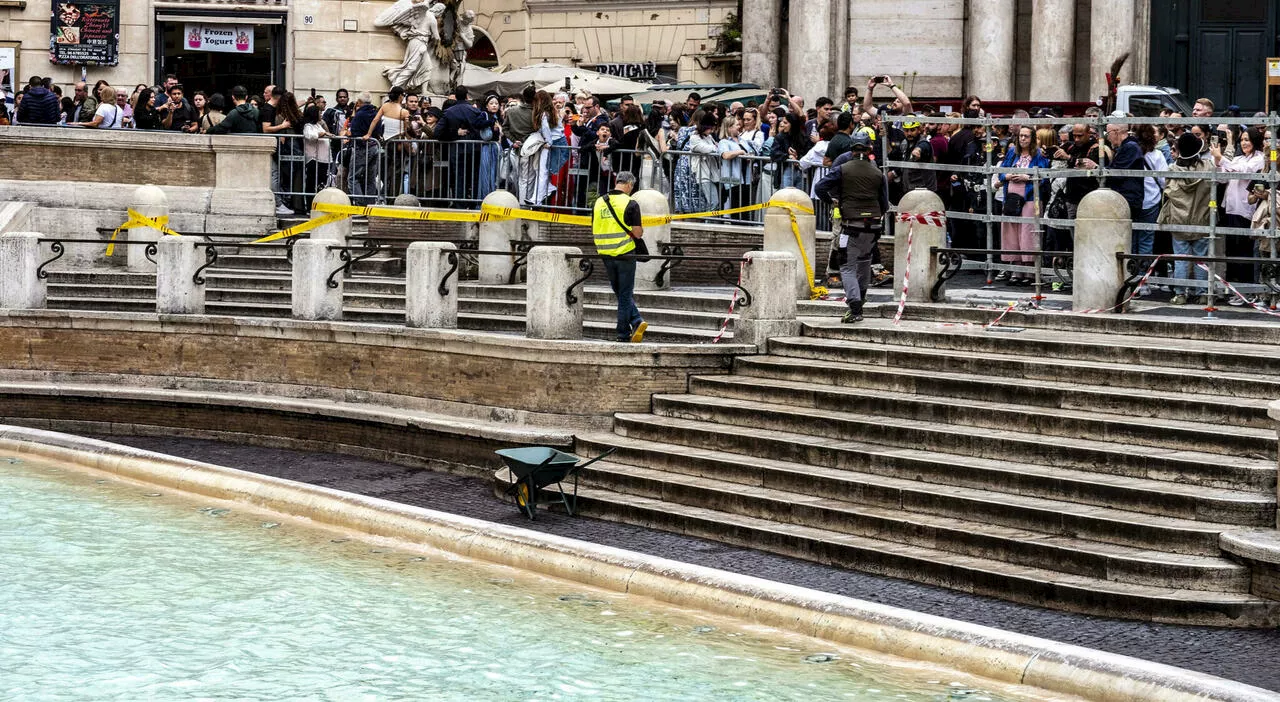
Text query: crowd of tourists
4 73 1276 301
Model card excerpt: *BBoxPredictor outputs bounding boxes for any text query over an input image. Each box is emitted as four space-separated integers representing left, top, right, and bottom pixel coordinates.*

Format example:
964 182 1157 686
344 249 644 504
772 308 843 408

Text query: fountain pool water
1 455 1060 701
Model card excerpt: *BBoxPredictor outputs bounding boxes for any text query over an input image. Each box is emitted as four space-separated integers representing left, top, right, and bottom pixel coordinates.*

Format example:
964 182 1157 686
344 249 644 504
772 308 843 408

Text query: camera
872 76 888 85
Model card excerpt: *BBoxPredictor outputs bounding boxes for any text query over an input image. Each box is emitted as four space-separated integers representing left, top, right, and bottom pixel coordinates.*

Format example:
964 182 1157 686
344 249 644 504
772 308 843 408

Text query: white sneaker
276 204 296 216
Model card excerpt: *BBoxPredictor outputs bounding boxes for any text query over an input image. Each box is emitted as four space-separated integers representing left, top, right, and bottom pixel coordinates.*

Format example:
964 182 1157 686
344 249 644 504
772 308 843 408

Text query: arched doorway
467 29 498 68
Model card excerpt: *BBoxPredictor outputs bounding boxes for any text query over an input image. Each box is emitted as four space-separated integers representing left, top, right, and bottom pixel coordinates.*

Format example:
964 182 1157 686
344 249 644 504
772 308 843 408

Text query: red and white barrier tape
892 211 946 326
711 259 747 343
1196 263 1280 317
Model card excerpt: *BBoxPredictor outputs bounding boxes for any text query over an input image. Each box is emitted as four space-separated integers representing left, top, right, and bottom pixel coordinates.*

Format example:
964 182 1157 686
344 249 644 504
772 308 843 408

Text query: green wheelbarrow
496 446 616 520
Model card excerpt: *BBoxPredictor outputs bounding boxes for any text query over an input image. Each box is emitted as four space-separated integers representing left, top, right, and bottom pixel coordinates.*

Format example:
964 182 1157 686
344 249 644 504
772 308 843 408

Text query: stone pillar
741 0 781 88
406 241 458 329
1090 0 1135 101
1072 189 1131 311
894 190 947 304
525 246 583 340
309 187 352 244
128 184 168 273
735 251 799 348
632 189 672 291
479 189 520 285
291 239 344 321
965 0 1016 101
785 0 832 106
0 232 46 310
155 236 204 315
763 188 816 298
1029 0 1075 101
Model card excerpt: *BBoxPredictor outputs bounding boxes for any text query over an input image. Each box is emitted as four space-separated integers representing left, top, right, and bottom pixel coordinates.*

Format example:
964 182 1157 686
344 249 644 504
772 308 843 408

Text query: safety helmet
849 130 872 151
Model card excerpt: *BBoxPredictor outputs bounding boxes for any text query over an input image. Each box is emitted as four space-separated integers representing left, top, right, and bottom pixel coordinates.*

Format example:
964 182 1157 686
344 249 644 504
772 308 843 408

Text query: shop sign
50 1 120 66
590 62 658 80
184 24 255 54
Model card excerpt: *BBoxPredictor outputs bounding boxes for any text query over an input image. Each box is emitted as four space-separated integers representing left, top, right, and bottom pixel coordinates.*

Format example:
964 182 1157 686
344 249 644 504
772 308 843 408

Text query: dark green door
1150 0 1276 113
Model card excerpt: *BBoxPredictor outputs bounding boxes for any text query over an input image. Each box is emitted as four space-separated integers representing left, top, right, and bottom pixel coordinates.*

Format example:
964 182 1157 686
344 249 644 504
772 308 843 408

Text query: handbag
603 195 650 262
1002 190 1027 217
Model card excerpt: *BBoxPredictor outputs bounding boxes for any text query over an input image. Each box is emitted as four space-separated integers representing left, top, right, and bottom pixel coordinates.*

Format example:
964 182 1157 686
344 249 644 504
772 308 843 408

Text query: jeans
603 256 643 341
348 141 382 205
1171 238 1209 295
1132 204 1159 255
270 156 283 207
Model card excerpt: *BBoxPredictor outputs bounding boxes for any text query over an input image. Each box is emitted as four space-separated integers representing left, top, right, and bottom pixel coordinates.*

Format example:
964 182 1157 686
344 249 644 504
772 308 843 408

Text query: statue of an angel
376 0 449 93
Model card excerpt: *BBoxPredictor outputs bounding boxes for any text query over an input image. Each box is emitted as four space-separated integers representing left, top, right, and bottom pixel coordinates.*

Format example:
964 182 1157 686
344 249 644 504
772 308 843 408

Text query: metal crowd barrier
882 114 1280 299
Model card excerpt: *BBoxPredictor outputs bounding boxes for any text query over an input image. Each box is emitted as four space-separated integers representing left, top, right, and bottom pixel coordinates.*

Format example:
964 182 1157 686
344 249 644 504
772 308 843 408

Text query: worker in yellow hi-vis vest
592 171 647 342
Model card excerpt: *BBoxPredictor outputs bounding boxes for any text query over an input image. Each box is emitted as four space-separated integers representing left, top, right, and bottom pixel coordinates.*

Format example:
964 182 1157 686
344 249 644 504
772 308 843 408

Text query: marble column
1029 0 1075 101
785 0 832 104
741 0 782 88
1090 0 1135 101
965 0 1016 101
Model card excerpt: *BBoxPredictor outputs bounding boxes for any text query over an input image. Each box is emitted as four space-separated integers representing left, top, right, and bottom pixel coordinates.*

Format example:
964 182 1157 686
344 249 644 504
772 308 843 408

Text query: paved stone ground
101 435 1280 692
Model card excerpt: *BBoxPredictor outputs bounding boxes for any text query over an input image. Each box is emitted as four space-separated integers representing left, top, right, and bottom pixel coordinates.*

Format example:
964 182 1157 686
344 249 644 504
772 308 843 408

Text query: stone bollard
406 241 458 329
155 236 205 314
128 184 169 272
393 193 419 207
632 189 672 291
479 189 520 285
291 239 343 320
309 188 352 243
735 251 799 348
763 187 816 297
525 246 583 340
1072 188 1131 311
0 232 46 309
894 189 947 304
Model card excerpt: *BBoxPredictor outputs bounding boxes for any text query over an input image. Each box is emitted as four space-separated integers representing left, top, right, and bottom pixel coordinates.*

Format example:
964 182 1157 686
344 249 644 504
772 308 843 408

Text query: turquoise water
0 457 1036 701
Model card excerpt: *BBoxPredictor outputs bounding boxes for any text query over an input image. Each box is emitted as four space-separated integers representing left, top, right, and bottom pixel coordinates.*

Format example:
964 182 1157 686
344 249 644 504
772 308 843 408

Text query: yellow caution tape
786 210 829 300
313 199 813 230
105 208 181 257
250 212 351 244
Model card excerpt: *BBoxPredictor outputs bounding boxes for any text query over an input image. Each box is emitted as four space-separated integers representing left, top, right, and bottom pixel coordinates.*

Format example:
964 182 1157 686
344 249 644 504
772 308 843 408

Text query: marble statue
376 0 471 96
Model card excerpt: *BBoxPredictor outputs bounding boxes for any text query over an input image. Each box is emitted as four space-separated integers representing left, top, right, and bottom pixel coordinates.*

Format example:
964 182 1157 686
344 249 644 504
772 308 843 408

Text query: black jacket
17 86 60 125
1104 136 1145 216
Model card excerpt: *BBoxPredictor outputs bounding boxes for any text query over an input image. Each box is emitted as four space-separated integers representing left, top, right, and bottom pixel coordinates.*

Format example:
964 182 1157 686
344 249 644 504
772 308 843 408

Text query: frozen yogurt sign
184 24 254 53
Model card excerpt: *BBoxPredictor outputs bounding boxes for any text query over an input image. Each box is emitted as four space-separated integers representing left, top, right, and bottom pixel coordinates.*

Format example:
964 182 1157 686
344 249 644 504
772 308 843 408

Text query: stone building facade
0 0 735 100
743 0 1155 104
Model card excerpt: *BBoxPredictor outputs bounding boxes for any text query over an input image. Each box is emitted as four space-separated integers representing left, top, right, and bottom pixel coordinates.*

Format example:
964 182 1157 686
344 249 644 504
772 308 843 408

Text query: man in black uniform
814 131 889 323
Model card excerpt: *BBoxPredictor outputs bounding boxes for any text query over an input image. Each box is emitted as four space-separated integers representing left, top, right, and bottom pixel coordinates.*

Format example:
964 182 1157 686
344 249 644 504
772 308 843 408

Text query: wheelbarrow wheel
514 481 535 519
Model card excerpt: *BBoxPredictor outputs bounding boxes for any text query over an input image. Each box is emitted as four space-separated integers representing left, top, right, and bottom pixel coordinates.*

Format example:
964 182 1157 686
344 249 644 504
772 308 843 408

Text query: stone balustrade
0 126 277 267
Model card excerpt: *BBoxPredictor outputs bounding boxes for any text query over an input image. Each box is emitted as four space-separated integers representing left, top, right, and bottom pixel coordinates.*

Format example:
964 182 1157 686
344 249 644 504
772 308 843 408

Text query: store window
155 11 286 97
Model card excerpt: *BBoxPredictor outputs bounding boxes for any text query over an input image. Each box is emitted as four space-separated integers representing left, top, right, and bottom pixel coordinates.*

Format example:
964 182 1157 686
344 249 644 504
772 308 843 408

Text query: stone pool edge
3 426 1275 702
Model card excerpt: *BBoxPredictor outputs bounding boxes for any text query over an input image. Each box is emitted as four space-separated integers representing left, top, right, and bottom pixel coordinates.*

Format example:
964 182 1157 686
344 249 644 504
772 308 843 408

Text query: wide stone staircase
561 316 1280 626
42 246 848 342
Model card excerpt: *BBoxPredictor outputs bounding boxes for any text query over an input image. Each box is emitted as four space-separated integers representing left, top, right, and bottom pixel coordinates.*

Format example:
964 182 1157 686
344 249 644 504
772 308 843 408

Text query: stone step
49 297 153 313
48 283 155 301
568 454 1252 592
44 271 155 286
733 354 1272 430
211 253 403 276
43 294 730 342
647 393 1275 492
804 319 1280 376
768 335 1280 403
612 411 1274 530
532 479 1280 626
868 303 1280 345
575 431 1274 541
688 373 1276 460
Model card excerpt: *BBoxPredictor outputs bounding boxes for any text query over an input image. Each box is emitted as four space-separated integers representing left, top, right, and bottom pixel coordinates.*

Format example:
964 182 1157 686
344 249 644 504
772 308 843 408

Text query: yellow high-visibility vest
593 193 636 257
